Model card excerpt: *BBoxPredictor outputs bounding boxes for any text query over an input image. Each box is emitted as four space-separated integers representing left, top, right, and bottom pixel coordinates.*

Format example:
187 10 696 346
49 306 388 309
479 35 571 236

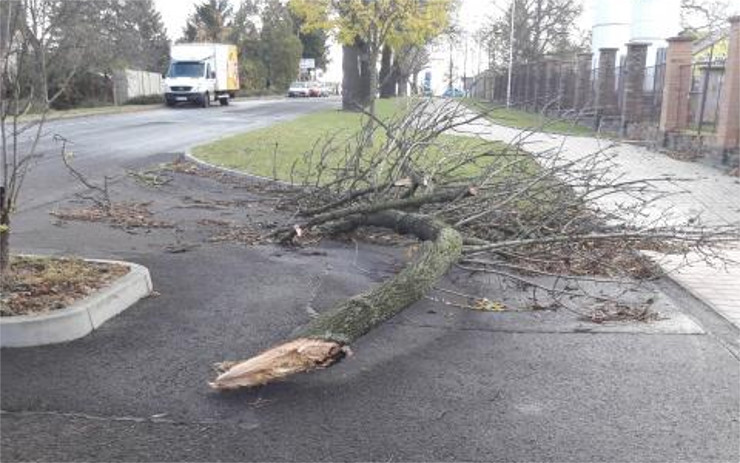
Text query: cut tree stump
209 210 462 389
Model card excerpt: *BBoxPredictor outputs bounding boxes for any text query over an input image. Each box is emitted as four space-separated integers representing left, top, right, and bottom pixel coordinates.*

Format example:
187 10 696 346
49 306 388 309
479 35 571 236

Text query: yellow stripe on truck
227 45 239 91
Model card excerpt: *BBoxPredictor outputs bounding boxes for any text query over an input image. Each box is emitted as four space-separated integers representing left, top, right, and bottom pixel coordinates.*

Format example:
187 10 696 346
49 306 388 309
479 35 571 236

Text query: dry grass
581 301 663 324
1 256 129 316
50 202 173 229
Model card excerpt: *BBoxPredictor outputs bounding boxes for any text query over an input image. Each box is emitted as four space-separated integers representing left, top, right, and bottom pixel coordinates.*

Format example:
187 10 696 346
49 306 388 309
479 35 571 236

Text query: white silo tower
630 0 682 66
591 1 632 65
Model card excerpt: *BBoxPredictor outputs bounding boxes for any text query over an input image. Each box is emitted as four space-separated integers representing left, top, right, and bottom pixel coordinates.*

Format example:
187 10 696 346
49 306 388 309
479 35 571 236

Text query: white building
591 0 682 67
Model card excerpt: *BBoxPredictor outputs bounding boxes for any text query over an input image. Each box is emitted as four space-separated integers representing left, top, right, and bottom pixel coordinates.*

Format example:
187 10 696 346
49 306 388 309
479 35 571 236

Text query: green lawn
466 99 596 137
192 98 511 184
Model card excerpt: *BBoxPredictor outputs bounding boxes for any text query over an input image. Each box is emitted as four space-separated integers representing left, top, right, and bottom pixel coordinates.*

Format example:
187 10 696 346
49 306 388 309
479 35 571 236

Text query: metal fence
476 44 730 138
687 58 725 133
643 49 667 123
615 56 626 115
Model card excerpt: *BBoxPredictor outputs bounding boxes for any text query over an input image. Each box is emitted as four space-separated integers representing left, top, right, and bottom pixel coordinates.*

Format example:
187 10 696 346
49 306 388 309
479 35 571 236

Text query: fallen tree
210 98 739 390
210 211 461 389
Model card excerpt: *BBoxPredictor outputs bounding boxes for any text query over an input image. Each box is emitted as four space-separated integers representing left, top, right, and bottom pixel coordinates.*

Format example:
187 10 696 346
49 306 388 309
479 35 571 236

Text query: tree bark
358 40 372 108
209 210 463 390
0 186 8 276
342 44 361 111
397 73 409 97
379 45 395 98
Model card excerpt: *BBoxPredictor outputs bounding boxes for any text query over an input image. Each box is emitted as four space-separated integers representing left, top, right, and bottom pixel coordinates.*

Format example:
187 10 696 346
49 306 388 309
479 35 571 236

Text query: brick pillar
516 64 526 106
596 48 618 115
573 53 593 111
530 62 541 111
536 60 550 110
558 62 574 112
659 36 694 132
621 42 650 135
511 65 520 106
546 58 562 111
716 16 740 154
525 63 534 109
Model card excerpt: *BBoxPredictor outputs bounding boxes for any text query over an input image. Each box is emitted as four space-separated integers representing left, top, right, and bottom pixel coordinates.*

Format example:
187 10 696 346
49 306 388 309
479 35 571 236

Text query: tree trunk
397 73 409 97
358 40 372 108
366 47 380 120
379 45 395 99
0 186 8 277
209 210 463 390
0 218 8 277
342 44 361 111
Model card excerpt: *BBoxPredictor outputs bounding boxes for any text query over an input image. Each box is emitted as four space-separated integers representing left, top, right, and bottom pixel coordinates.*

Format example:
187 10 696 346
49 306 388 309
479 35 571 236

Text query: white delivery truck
164 43 239 107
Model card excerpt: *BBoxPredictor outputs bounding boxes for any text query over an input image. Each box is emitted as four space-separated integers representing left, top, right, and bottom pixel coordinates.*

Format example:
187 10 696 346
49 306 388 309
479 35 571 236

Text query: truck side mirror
210 71 216 79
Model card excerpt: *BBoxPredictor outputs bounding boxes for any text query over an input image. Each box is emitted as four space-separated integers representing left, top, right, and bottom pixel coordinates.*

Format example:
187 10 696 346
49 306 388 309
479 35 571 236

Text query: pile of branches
272 98 734 276
210 98 739 390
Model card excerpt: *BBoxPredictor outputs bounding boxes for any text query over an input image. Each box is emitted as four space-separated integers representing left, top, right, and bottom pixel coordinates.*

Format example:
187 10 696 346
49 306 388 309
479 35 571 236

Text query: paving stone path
457 117 740 328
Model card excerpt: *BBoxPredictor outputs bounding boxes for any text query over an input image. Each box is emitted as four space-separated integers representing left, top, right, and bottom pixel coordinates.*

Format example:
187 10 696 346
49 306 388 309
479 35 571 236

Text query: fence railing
687 58 726 134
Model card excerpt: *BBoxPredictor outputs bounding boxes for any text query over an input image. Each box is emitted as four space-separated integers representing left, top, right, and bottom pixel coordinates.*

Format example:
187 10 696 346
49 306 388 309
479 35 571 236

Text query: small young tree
1 0 87 277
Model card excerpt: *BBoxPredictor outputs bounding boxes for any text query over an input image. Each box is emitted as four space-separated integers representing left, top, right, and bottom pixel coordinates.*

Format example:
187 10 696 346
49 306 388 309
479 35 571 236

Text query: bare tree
484 0 584 66
0 0 82 277
681 0 734 34
396 44 431 96
208 99 738 389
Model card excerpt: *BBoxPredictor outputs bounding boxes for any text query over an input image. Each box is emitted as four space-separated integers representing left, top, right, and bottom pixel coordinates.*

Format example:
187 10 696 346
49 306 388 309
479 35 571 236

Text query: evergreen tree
259 0 302 90
181 0 233 42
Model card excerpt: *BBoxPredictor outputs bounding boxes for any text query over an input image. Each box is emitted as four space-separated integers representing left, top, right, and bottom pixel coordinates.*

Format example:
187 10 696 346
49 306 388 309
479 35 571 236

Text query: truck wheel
201 92 210 108
219 97 228 106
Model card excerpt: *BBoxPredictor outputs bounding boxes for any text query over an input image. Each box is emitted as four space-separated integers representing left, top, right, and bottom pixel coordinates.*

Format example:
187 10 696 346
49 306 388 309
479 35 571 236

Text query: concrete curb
184 148 294 187
642 250 740 331
1 258 153 348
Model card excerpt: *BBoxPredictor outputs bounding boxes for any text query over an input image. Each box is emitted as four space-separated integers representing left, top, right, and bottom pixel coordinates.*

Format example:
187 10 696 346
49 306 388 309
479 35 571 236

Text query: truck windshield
168 61 204 78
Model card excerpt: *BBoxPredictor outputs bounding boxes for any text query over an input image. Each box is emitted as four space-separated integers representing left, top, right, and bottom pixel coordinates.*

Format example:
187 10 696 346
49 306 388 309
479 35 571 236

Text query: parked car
320 82 334 97
442 87 466 98
308 81 322 97
288 81 310 97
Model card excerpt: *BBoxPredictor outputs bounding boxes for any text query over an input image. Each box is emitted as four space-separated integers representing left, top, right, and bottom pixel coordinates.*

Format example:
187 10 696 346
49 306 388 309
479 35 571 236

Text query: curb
641 250 740 328
184 149 294 187
1 258 153 348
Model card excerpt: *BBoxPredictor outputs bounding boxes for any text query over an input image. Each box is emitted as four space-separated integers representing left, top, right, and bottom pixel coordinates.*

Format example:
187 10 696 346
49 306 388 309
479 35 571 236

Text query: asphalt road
2 97 739 462
17 97 339 212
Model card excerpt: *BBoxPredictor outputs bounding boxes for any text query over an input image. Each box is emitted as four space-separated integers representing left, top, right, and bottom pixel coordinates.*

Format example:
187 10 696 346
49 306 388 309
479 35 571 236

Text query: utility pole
463 32 468 94
448 36 454 90
506 0 515 108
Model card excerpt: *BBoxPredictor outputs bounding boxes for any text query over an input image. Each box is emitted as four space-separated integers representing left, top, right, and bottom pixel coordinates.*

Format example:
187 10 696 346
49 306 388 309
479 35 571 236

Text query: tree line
182 0 329 93
1 0 169 109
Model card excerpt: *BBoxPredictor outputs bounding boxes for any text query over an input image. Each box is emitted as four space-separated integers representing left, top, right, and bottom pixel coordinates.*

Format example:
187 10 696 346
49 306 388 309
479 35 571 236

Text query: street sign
299 58 315 70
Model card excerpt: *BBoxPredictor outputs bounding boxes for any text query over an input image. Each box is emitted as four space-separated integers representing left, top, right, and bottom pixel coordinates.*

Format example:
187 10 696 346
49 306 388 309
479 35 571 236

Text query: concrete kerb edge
641 250 740 332
0 258 153 348
184 148 295 187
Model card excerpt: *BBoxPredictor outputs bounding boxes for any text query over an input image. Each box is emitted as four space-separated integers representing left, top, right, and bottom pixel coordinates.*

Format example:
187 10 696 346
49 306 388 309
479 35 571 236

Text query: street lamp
485 0 516 107
506 0 515 108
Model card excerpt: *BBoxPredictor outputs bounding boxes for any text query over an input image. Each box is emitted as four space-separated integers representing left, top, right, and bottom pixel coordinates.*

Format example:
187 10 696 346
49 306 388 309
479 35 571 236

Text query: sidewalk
459 118 740 329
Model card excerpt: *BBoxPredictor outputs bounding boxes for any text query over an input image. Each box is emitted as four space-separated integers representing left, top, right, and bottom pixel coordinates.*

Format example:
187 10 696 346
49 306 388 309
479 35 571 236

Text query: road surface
2 97 738 462
17 97 339 212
